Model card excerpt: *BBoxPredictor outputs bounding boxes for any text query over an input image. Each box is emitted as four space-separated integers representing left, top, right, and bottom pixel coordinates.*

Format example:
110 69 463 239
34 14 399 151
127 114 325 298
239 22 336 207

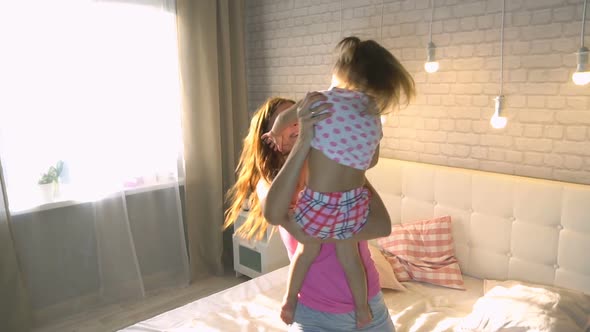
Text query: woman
224 94 395 331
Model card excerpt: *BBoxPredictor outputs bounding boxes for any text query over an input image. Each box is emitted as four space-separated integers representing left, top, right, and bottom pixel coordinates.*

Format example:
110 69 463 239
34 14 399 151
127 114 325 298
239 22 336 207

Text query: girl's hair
333 36 416 115
223 97 295 240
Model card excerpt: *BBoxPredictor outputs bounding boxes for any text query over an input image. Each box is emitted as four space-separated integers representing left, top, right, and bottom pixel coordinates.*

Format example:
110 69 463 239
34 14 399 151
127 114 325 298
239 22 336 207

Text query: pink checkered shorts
293 186 370 240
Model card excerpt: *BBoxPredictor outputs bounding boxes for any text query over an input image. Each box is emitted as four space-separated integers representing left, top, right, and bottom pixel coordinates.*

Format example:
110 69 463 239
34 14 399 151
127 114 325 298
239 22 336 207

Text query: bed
121 158 590 332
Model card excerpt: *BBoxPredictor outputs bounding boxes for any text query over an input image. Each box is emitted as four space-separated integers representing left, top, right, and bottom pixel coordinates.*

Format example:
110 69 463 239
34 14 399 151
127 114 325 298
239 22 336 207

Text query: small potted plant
38 161 64 203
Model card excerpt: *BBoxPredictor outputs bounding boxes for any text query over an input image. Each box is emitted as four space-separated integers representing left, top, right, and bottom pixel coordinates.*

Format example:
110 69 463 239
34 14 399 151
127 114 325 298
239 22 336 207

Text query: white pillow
456 279 590 332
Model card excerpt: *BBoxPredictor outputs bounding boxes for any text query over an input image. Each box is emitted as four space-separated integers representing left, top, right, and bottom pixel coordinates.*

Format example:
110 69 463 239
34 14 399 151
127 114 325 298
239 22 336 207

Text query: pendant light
573 0 589 86
424 0 439 73
491 0 507 129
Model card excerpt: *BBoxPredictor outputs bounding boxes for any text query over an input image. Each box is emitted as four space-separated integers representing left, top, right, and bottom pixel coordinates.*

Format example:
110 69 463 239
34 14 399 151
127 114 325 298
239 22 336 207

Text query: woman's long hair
224 97 295 240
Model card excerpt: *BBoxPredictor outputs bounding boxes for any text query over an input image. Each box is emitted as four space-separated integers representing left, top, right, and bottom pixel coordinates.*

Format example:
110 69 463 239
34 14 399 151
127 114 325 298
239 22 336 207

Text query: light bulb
490 115 507 129
380 115 387 125
490 95 507 129
573 47 589 85
425 42 439 73
572 71 590 85
424 61 439 73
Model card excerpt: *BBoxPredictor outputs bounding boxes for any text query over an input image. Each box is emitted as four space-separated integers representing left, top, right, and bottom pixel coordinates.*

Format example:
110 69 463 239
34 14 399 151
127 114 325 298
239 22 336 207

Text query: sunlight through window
0 0 182 212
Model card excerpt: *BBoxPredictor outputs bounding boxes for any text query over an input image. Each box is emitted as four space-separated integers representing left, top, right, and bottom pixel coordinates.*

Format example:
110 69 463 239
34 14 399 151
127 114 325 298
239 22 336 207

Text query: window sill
10 178 185 216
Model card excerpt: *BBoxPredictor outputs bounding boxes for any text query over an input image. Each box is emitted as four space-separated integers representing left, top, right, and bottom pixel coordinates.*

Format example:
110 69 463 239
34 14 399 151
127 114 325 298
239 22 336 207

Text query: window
0 0 182 212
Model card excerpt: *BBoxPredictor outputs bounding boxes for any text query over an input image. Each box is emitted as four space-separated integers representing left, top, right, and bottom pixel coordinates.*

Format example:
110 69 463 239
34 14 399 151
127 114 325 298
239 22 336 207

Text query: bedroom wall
245 0 590 185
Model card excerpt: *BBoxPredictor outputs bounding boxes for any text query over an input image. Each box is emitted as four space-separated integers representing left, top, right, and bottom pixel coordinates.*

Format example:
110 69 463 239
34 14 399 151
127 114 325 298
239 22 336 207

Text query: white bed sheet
385 275 483 332
120 266 484 332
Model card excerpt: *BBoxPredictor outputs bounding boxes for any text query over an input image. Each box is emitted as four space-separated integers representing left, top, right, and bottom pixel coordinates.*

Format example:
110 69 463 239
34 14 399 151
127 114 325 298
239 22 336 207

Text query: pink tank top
311 87 383 170
278 227 381 314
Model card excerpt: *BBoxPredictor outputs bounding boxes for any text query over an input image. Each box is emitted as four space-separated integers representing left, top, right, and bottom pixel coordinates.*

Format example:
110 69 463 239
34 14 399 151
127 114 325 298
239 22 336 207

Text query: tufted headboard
366 158 590 295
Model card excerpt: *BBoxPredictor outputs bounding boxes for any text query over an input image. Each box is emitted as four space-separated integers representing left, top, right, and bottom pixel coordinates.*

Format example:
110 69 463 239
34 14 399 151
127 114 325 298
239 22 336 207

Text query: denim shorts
288 292 395 332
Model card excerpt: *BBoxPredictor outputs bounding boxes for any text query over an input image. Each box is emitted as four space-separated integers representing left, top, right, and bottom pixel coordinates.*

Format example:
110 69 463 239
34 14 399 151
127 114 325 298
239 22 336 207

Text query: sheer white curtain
0 0 189 325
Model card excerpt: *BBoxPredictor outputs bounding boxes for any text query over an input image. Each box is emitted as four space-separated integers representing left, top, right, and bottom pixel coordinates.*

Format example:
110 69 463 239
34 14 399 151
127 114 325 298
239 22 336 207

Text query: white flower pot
39 182 60 203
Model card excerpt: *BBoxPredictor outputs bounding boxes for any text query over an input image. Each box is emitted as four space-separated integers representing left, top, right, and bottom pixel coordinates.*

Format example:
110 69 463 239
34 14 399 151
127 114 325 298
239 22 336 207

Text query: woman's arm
353 145 390 240
313 177 391 243
269 170 391 243
263 92 391 243
263 92 331 226
362 178 392 238
368 144 380 169
263 139 309 226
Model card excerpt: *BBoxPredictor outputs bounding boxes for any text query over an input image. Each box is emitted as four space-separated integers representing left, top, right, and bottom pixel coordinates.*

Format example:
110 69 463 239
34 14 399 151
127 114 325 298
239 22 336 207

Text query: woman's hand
296 92 333 142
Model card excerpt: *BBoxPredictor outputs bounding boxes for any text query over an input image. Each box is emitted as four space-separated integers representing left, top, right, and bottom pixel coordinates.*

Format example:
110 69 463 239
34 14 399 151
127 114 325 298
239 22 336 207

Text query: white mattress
120 266 484 332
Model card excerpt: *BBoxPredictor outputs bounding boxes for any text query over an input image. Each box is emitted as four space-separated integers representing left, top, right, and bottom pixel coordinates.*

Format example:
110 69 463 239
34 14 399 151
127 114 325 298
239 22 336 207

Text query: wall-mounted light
573 0 589 86
424 0 439 73
491 0 507 129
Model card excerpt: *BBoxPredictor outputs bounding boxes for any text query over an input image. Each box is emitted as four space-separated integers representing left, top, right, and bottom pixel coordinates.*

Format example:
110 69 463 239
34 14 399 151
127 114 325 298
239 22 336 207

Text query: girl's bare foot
356 306 373 329
280 300 296 325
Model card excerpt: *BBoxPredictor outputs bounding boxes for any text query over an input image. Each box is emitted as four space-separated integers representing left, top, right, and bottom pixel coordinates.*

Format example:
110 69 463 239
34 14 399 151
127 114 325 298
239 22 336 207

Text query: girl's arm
272 102 299 135
261 102 299 152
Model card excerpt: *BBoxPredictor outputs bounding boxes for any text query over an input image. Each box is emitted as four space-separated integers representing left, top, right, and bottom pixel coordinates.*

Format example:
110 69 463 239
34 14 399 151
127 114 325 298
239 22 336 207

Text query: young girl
263 36 415 328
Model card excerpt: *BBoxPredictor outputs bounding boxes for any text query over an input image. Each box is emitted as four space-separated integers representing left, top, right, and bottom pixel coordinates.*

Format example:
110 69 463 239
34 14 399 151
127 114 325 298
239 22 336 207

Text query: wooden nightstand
233 210 290 278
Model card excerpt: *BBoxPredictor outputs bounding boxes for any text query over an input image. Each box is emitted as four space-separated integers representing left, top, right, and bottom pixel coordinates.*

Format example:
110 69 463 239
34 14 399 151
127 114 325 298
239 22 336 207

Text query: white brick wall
245 0 590 185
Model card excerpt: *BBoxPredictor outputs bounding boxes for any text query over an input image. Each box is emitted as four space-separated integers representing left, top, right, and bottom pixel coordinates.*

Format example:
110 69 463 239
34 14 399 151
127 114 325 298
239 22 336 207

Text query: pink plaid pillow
377 215 465 290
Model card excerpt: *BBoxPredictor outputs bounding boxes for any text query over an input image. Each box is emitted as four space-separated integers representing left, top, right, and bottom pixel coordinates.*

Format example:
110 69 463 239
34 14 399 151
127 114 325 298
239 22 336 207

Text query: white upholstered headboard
366 158 590 295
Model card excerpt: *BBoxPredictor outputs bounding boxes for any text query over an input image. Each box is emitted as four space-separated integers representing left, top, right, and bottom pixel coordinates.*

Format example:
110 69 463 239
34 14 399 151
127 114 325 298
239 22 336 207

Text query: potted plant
38 161 64 202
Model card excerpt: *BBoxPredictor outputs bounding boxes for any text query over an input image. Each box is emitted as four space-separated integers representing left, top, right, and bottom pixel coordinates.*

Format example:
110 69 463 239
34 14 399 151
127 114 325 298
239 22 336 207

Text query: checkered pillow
377 215 465 290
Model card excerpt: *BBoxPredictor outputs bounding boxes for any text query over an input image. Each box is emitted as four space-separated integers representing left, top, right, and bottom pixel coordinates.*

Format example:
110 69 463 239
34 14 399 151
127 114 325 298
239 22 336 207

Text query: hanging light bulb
573 47 590 86
424 42 439 73
490 96 507 129
490 0 508 129
573 0 589 85
424 0 439 73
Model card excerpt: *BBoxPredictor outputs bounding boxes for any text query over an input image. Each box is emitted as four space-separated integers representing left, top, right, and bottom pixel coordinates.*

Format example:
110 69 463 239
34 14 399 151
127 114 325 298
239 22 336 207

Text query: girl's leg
282 242 321 325
335 241 371 328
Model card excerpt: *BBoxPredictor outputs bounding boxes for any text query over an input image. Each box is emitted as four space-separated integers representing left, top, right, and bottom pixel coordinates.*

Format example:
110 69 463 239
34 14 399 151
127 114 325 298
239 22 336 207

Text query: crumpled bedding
120 267 588 332
384 275 483 332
